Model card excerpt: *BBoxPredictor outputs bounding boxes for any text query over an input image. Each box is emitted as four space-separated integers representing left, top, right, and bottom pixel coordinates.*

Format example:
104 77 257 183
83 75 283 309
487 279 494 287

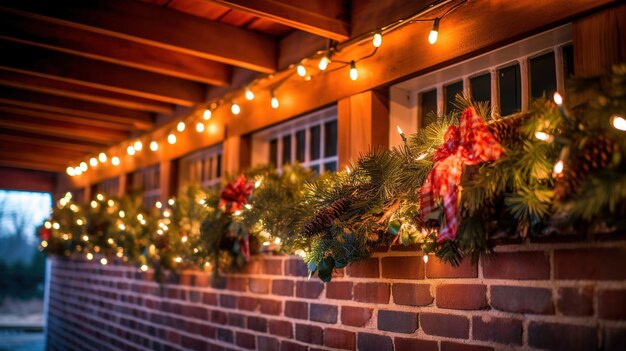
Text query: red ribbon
420 107 504 242
39 227 51 241
219 174 253 213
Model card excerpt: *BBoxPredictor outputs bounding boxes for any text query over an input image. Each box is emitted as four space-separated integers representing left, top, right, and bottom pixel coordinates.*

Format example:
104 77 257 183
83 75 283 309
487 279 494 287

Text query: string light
245 87 254 101
66 166 75 176
176 121 185 132
553 92 563 105
271 92 279 109
296 63 307 77
231 102 241 115
119 210 125 218
534 131 553 142
428 18 440 44
553 160 564 176
372 30 382 48
89 157 98 167
349 61 358 81
203 109 212 120
127 145 136 156
44 221 52 229
98 152 107 163
52 222 60 230
150 141 159 151
155 201 162 209
134 140 143 151
140 265 148 272
167 133 177 145
40 240 48 248
195 122 205 132
611 115 626 131
86 253 93 260
100 258 107 265
318 52 332 71
91 200 97 208
423 254 429 263
80 162 88 172
96 193 104 201
174 257 182 263
111 156 120 166
168 198 175 206
107 199 114 206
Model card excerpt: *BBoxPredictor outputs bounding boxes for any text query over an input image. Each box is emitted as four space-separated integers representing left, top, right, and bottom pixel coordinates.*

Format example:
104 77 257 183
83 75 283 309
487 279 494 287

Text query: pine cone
487 113 528 144
301 197 353 237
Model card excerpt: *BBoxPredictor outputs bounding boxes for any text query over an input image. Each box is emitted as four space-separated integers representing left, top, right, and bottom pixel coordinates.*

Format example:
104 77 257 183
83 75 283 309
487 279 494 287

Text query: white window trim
390 24 572 148
251 105 338 173
178 143 223 189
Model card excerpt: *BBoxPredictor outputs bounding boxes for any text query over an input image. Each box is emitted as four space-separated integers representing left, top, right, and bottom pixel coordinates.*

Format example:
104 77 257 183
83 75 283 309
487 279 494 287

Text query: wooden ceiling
0 0 349 173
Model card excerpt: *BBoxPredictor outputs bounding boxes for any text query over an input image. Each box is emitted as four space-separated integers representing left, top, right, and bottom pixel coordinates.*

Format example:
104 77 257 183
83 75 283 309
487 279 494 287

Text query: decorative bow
39 227 51 241
420 107 504 242
219 174 253 213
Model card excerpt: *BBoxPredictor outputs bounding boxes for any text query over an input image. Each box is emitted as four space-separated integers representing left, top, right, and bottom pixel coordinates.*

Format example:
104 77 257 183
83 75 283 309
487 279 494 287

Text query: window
444 80 463 114
420 89 438 128
178 144 223 190
94 177 119 199
470 73 491 106
252 105 338 174
128 165 160 208
498 63 522 116
562 44 575 79
530 51 557 99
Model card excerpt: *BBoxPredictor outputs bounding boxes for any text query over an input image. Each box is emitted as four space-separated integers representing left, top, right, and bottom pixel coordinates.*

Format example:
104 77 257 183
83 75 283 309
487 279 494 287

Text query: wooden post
117 173 127 197
223 133 252 175
159 160 178 203
338 89 390 168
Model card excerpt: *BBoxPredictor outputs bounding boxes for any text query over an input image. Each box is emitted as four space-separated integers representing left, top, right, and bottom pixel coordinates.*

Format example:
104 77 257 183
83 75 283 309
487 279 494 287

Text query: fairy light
192 121 204 133
254 178 263 188
611 115 626 131
52 222 60 230
233 210 242 216
271 92 279 109
80 162 88 172
90 200 97 208
59 198 67 207
245 87 254 101
318 52 331 71
553 92 563 105
82 235 89 242
107 199 114 207
176 121 185 132
553 160 564 176
168 198 175 206
345 166 351 174
134 140 143 151
127 145 136 156
163 209 171 218
107 238 114 245
119 223 126 231
416 153 428 160
167 133 177 145
244 204 252 210
349 60 358 81
231 102 241 115
296 63 307 77
100 258 108 265
96 193 104 201
396 125 407 142
534 131 553 142
86 253 93 260
98 152 107 163
66 166 75 176
155 201 162 209
423 254 429 263
44 221 51 229
41 240 48 248
174 257 182 263
181 236 188 243
150 141 159 151
428 18 440 44
74 166 82 176
89 157 98 167
76 219 83 225
70 204 78 212
111 156 120 166
372 30 382 48
140 265 148 272
203 109 212 120
119 210 125 218
137 213 144 221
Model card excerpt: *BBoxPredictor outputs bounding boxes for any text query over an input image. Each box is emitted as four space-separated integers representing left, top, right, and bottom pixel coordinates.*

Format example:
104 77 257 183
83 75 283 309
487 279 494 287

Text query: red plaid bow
39 226 51 241
419 107 504 242
219 174 253 213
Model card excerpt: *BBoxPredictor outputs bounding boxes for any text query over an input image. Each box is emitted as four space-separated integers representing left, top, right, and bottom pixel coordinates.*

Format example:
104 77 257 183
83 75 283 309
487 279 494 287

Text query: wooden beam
209 0 350 41
0 129 105 153
0 159 62 172
0 166 56 193
0 140 87 160
0 86 154 130
0 11 231 86
0 40 206 107
0 70 173 114
0 0 277 73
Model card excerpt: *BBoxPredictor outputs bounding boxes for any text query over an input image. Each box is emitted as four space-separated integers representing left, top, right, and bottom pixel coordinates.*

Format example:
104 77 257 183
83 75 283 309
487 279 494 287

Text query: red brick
377 310 418 334
557 286 594 316
220 294 236 308
436 284 488 310
357 333 392 351
237 296 259 311
528 322 597 351
483 251 550 280
245 258 262 274
425 257 477 278
217 328 234 343
381 256 424 279
285 301 308 319
324 328 355 350
203 292 218 306
226 277 247 291
247 316 266 332
341 306 373 327
272 280 294 296
280 341 307 351
354 283 390 304
236 331 255 349
259 299 282 315
326 281 352 300
440 342 494 351
285 259 308 276
472 315 522 345
249 278 270 294
420 313 469 339
263 259 283 275
269 320 293 338
598 289 626 320
394 337 438 351
296 281 324 299
310 304 338 324
347 258 380 278
491 286 554 314
210 310 227 324
392 283 433 306
295 324 323 345
257 336 280 351
555 248 626 280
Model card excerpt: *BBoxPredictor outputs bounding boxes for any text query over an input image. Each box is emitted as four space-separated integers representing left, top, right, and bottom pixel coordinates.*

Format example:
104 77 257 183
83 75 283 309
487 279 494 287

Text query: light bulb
373 31 382 48
423 254 429 263
611 115 626 131
553 92 563 105
319 52 331 71
167 133 177 144
428 18 440 45
134 140 143 151
80 162 88 172
140 265 148 272
195 122 205 132
111 156 120 166
245 87 254 101
175 257 182 263
100 258 107 265
176 121 185 132
155 201 162 209
231 102 241 115
89 157 98 167
96 193 104 201
349 61 358 81
396 125 404 135
127 145 135 156
74 167 82 176
86 253 93 260
90 200 97 208
168 198 175 206
553 160 564 175
296 64 307 77
66 166 75 176
150 141 158 151
98 152 107 163
534 131 553 142
203 109 212 120
271 94 279 109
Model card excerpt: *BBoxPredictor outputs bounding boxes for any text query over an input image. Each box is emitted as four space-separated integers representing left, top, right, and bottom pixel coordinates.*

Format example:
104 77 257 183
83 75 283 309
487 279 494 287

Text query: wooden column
117 173 127 198
223 133 252 175
573 3 626 77
338 89 390 168
159 160 178 203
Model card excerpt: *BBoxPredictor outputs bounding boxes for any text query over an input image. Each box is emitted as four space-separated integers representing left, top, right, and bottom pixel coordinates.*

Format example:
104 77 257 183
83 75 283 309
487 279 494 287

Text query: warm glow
428 18 440 45
150 141 159 151
140 265 148 272
349 61 358 81
181 236 188 243
74 167 82 176
423 254 429 263
168 198 175 206
91 200 97 208
245 87 254 101
82 235 89 242
89 157 98 167
373 31 382 48
96 193 104 201
127 145 136 156
119 210 125 218
80 162 88 172
553 160 564 175
396 125 404 135
107 199 114 207
255 178 263 188
553 92 563 105
231 103 241 115
119 224 126 230
203 109 212 120
100 258 108 265
296 63 307 77
611 115 626 131
134 140 143 151
44 221 51 229
163 209 171 218
66 166 75 176
41 240 48 248
271 93 279 109
86 253 93 260
534 131 553 142
345 166 351 174
319 53 331 71
167 133 177 144
52 222 60 230
416 153 428 160
77 219 83 225
195 122 205 133
177 121 185 132
111 156 120 166
155 201 162 209
98 152 107 163
175 257 182 263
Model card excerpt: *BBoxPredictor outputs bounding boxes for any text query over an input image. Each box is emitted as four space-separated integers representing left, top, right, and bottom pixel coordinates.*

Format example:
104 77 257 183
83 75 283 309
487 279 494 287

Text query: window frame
178 143 223 190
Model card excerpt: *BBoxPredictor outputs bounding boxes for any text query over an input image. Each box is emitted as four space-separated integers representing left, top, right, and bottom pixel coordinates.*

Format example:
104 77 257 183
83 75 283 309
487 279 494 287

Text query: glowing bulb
119 210 125 218
534 131 552 142
107 199 114 207
91 200 97 208
553 92 563 105
74 167 82 176
416 153 428 160
89 157 98 167
231 103 241 115
44 221 51 229
423 254 429 263
96 193 104 201
100 258 108 265
296 64 306 77
195 122 205 133
155 201 162 209
119 224 126 230
86 253 93 260
176 121 185 132
319 52 331 71
611 115 626 131
181 236 188 243
111 156 120 166
82 235 89 242
137 213 144 221
271 93 279 109
167 133 177 145
396 125 404 135
372 30 382 48
428 18 440 45
41 240 48 248
349 61 358 81
76 219 83 225
150 141 159 151
203 109 212 120
168 198 175 206
98 152 107 163
127 145 136 156
245 87 254 101
140 265 148 272
163 210 171 218
175 257 182 263
70 204 78 212
80 162 88 172
254 179 263 188
553 160 564 175
66 166 75 176
134 140 143 151
52 222 60 230
345 166 351 174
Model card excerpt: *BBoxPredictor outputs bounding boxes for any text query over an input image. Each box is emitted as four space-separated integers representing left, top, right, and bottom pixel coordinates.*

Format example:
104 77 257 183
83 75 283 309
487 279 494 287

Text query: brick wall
46 241 626 351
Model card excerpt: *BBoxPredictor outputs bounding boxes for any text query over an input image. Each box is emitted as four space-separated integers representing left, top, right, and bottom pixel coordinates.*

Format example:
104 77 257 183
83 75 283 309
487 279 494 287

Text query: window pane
296 130 306 163
282 135 291 165
420 89 437 128
470 73 491 106
310 125 321 160
269 138 278 166
324 120 337 157
309 164 320 175
216 154 222 178
562 44 575 79
530 52 557 99
324 161 337 173
498 64 521 116
444 81 463 114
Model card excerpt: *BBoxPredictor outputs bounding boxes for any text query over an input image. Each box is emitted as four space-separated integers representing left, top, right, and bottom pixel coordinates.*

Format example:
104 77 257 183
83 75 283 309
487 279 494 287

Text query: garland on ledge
40 65 626 283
